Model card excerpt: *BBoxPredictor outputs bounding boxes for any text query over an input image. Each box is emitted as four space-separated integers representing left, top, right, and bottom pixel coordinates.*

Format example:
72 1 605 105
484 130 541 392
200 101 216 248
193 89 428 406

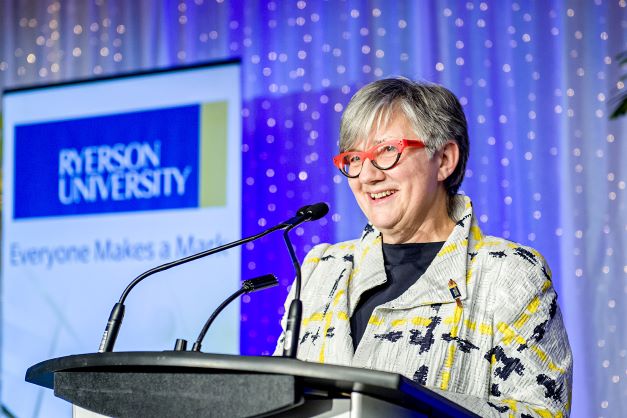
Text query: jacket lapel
345 224 386 315
355 196 479 310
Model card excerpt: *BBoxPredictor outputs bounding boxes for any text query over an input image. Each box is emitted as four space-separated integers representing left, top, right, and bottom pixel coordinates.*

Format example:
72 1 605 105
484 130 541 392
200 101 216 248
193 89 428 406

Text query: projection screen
2 60 242 416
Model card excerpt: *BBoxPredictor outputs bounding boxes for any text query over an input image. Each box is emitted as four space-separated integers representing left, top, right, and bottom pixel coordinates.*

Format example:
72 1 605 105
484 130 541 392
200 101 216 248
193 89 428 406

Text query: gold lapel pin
448 279 463 308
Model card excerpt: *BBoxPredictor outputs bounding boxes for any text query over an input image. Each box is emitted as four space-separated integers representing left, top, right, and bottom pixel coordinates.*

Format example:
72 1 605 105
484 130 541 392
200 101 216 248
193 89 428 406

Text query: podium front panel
56 372 301 417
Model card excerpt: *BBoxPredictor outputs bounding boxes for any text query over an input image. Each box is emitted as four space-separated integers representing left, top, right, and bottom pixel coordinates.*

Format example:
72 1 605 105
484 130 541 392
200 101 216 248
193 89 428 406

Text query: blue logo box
14 105 200 219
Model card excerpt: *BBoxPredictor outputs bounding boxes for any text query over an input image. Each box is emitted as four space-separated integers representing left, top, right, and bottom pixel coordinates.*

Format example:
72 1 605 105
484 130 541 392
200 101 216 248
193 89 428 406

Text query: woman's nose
358 158 385 183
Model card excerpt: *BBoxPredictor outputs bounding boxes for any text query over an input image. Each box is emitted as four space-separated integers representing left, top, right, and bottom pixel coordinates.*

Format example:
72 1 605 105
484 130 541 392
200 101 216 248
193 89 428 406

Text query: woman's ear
437 141 460 182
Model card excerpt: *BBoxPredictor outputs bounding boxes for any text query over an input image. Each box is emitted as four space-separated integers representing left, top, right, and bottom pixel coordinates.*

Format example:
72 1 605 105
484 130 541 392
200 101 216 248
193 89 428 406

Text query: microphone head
304 202 329 221
295 204 311 217
242 274 279 293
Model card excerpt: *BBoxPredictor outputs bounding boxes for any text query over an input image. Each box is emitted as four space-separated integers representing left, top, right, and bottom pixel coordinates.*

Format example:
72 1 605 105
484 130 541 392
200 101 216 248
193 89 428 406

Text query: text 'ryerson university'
57 141 192 204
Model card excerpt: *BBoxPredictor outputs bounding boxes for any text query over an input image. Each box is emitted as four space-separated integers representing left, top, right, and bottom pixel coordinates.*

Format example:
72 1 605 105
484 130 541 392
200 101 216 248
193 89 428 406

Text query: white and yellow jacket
275 195 572 417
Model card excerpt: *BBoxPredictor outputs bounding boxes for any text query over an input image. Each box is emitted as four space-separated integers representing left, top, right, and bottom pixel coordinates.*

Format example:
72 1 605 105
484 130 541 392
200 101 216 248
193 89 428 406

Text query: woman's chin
368 216 400 234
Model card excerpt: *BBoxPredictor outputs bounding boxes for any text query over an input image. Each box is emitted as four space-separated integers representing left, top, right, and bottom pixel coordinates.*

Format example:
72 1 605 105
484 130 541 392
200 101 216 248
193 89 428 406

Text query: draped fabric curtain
1 1 625 417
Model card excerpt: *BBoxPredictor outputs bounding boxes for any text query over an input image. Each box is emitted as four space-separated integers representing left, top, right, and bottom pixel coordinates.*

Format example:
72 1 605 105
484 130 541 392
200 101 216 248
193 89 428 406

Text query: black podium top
26 352 478 417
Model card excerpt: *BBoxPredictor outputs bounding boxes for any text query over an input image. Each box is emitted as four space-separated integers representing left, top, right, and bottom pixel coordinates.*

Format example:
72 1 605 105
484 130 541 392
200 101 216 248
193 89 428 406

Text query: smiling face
348 112 455 244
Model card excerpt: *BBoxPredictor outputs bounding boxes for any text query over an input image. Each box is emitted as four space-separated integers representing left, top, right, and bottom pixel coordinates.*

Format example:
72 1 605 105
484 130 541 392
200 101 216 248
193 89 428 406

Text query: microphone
279 202 329 228
279 204 317 227
97 203 323 353
301 202 330 222
191 274 278 352
281 202 329 358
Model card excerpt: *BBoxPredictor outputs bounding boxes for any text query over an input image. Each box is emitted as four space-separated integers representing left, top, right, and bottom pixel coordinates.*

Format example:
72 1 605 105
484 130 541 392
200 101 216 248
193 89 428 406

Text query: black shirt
350 241 445 349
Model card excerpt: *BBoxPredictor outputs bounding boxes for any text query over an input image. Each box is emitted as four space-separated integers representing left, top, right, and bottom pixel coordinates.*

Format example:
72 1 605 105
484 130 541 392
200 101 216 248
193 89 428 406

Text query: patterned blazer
275 195 572 417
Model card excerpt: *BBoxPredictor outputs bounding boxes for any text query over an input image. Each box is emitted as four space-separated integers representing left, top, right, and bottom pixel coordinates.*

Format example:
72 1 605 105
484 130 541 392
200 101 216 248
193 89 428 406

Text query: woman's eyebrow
345 136 392 152
372 137 395 145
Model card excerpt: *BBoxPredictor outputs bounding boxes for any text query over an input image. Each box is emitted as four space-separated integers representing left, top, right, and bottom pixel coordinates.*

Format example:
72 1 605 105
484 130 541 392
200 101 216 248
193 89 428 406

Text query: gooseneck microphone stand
191 274 279 352
98 203 328 354
281 203 329 358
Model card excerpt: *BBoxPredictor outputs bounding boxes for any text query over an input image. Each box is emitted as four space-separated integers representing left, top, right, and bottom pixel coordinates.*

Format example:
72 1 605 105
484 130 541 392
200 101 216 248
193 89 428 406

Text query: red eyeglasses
332 139 425 178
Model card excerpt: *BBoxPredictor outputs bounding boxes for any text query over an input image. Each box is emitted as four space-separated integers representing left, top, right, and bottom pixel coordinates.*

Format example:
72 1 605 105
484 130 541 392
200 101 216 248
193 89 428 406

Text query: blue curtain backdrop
1 1 625 417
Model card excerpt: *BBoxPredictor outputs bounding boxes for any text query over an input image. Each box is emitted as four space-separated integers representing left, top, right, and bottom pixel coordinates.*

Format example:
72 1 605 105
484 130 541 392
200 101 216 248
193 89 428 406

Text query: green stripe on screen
199 101 228 207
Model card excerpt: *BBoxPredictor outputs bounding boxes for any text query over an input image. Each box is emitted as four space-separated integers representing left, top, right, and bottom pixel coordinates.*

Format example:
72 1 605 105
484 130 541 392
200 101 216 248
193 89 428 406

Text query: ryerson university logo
14 102 227 218
57 141 191 204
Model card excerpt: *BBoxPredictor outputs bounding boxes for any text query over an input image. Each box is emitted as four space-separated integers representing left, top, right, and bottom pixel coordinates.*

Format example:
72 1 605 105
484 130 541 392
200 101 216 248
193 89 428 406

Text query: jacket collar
348 195 482 312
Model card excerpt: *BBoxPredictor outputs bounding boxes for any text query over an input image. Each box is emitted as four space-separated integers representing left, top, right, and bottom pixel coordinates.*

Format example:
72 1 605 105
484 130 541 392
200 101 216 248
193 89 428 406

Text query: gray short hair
339 78 469 197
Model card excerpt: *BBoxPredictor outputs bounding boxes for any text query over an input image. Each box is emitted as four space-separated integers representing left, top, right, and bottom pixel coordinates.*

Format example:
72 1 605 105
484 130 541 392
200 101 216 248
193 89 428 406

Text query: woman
275 78 572 417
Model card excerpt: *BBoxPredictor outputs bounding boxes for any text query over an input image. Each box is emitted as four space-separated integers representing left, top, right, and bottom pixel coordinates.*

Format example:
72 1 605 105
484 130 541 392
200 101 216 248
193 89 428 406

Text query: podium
26 352 478 417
